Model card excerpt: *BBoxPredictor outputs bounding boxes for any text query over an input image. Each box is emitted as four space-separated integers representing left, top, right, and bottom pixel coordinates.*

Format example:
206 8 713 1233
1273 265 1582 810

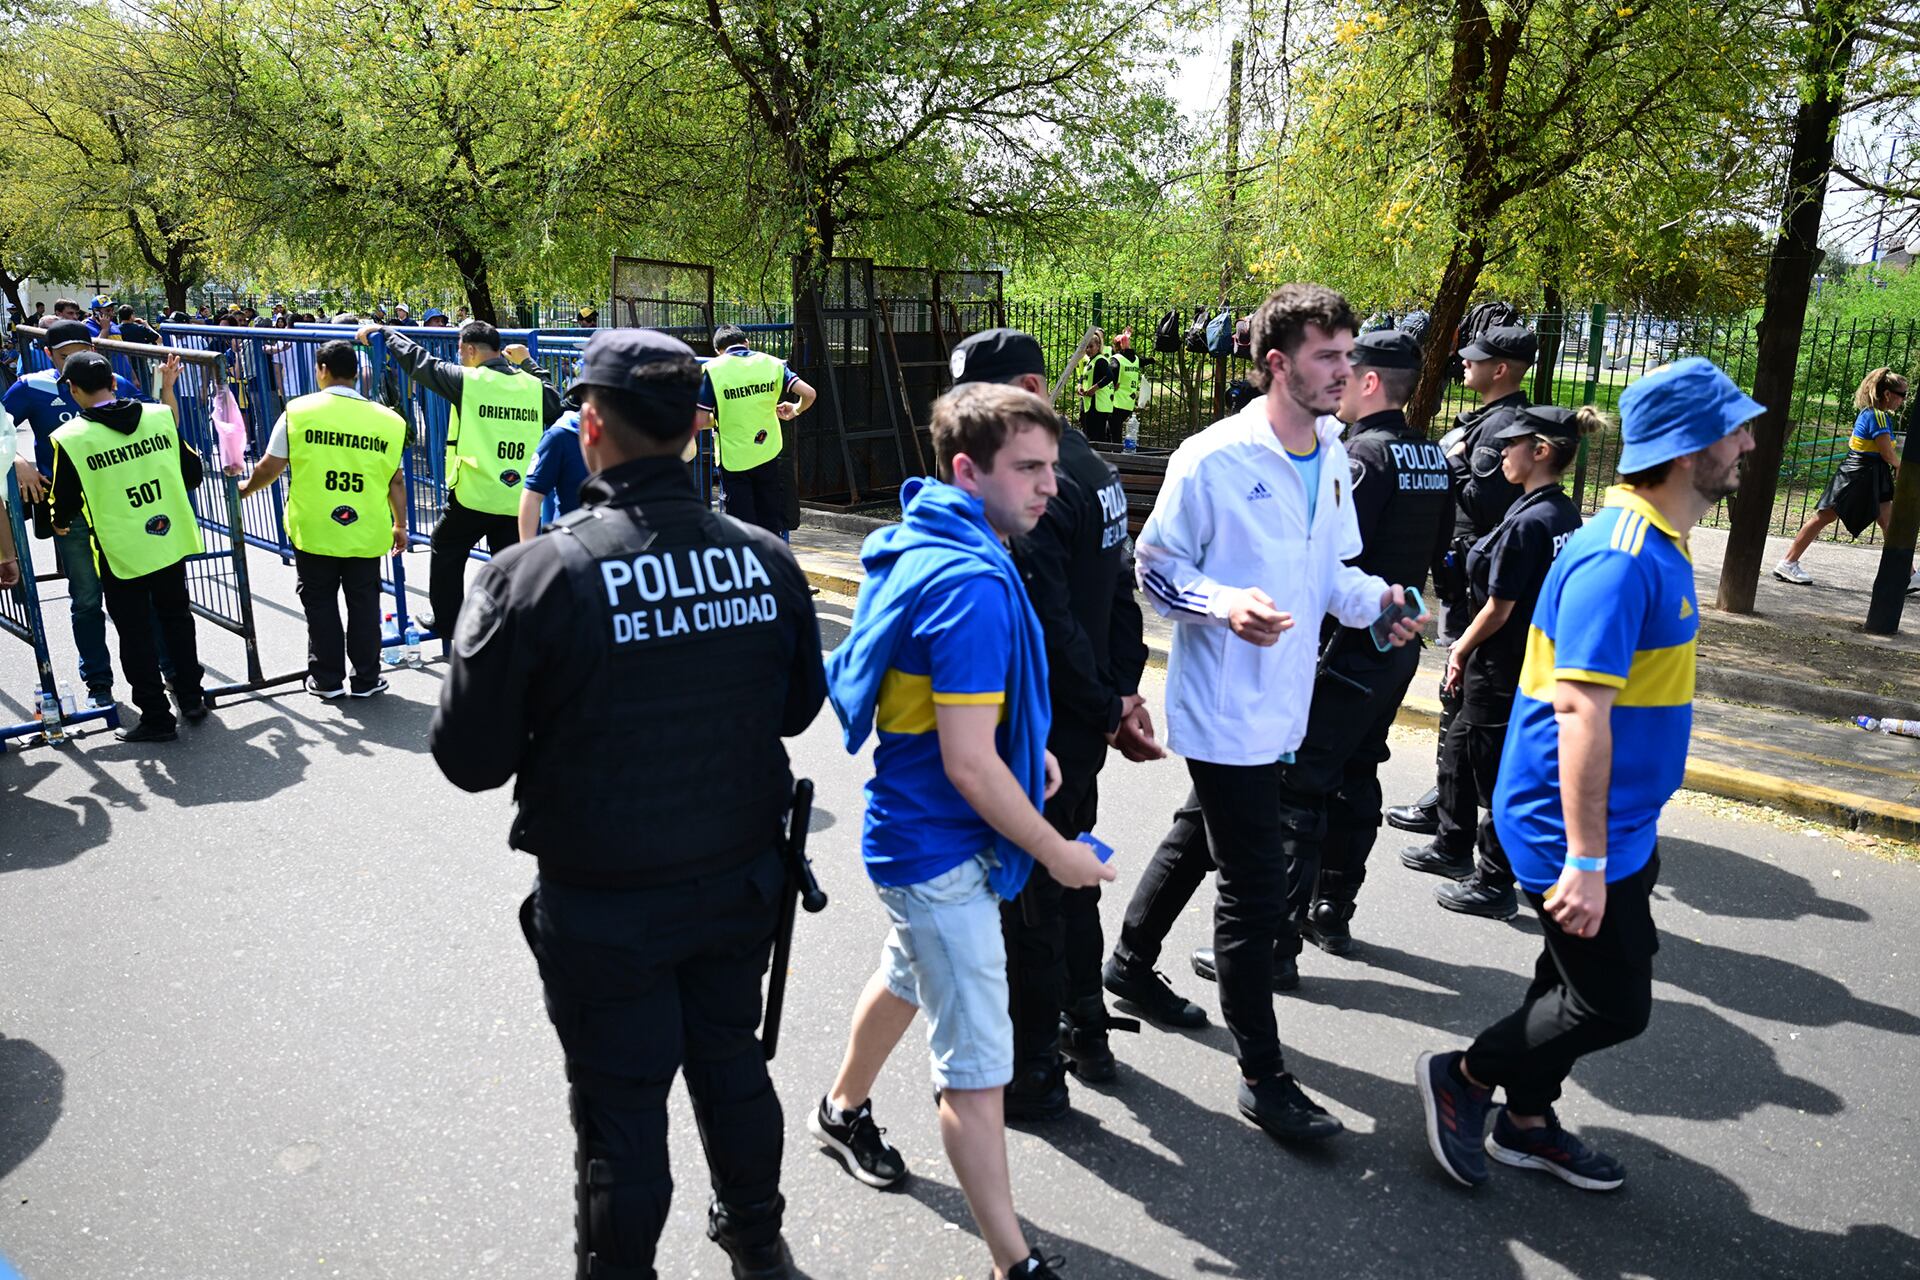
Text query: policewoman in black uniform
1271 329 1453 959
1395 322 1535 872
950 329 1156 1115
1431 405 1590 920
429 329 826 1280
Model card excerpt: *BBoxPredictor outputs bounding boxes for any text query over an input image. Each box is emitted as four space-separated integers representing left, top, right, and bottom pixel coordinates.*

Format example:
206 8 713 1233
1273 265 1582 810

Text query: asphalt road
2 570 1918 1279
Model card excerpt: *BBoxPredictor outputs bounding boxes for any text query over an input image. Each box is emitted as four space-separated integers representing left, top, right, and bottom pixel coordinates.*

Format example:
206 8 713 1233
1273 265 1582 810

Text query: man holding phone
1417 359 1759 1193
1106 285 1427 1146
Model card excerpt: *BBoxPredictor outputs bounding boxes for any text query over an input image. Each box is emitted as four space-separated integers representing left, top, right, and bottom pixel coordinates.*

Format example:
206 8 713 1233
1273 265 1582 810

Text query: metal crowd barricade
16 325 306 709
0 470 121 750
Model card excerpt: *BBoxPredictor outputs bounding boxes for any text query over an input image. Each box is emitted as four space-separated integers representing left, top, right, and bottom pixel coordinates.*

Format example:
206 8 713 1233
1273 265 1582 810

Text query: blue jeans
873 855 1014 1092
53 515 172 695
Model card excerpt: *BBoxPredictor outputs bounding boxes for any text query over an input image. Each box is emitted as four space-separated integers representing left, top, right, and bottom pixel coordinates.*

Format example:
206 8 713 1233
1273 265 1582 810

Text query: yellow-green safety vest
450 365 544 515
705 349 788 471
1077 354 1115 415
51 403 203 579
285 391 407 558
1112 349 1142 411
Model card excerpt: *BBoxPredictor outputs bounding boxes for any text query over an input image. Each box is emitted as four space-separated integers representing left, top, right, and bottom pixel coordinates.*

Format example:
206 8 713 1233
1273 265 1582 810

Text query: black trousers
1080 409 1118 445
99 558 203 729
294 550 383 691
1116 759 1293 1080
1276 640 1422 937
721 457 791 537
1464 854 1659 1114
521 849 788 1280
1002 761 1102 1068
429 493 518 634
1433 673 1479 857
1447 683 1517 889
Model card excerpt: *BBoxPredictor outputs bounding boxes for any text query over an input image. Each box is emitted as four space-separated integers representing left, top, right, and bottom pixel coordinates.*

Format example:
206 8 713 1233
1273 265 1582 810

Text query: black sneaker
114 717 178 743
808 1096 907 1188
1237 1073 1343 1143
1005 1059 1070 1123
1103 953 1208 1028
1000 1254 1066 1279
1302 900 1354 955
1190 945 1298 993
180 696 210 724
1486 1107 1626 1191
1385 787 1440 833
305 676 346 701
1400 841 1475 880
1416 1050 1492 1187
348 677 390 699
1435 871 1519 920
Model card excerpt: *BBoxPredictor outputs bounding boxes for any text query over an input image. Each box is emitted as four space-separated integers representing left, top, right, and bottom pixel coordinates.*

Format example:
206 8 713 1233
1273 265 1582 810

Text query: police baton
762 778 827 1061
1316 631 1371 696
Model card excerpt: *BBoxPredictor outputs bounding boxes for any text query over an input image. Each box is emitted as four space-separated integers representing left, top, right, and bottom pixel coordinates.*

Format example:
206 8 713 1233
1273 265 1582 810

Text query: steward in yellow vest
1075 329 1118 444
693 325 817 537
239 339 408 698
366 318 562 636
47 350 207 743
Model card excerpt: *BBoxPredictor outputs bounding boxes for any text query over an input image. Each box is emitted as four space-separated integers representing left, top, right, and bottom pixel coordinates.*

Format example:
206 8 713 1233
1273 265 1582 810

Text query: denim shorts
873 854 1013 1093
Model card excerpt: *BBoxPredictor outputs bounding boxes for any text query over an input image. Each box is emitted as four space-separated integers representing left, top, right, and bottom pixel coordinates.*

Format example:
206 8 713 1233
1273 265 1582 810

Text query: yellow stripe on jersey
876 670 1004 735
1517 626 1694 705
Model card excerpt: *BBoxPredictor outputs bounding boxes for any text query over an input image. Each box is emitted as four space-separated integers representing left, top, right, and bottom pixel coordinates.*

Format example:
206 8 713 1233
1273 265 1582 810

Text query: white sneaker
1773 559 1812 585
1908 569 1919 596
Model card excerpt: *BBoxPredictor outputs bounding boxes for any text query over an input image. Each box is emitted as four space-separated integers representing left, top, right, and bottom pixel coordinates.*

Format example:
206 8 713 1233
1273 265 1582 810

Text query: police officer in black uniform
429 328 826 1280
948 329 1157 1118
1258 329 1453 960
1392 322 1535 880
1431 405 1587 920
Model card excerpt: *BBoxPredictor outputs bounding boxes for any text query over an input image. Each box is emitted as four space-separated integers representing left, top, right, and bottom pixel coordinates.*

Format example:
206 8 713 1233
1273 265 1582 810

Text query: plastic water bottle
35 688 65 744
1123 415 1140 452
403 620 423 668
1855 716 1920 739
381 614 401 666
58 683 78 719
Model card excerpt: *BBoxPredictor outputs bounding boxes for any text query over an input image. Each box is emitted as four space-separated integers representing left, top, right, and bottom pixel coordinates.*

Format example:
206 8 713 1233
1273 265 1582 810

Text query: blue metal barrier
0 470 120 750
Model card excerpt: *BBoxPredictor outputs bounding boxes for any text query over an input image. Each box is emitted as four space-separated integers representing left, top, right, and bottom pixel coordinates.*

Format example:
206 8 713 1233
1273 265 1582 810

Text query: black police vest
1443 395 1529 539
524 501 801 887
1347 423 1453 591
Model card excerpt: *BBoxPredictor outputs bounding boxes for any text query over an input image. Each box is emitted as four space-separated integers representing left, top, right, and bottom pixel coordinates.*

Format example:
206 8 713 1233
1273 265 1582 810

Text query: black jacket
1013 425 1146 771
430 456 826 888
385 331 565 430
49 399 203 531
1343 408 1452 595
1441 390 1529 541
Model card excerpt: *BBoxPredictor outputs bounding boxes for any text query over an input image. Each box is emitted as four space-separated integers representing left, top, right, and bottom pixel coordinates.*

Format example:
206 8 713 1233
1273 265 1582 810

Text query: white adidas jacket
1137 399 1388 766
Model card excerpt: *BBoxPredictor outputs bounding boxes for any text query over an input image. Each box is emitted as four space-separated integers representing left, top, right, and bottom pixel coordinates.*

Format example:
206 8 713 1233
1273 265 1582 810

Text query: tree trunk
1715 4 1859 614
0 263 24 330
1532 283 1565 404
450 239 498 326
1407 229 1489 433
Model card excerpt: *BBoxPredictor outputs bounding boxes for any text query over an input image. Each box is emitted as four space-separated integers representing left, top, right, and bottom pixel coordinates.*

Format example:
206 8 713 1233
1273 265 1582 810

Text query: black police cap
566 327 699 398
1348 328 1422 369
42 319 93 351
1493 404 1580 445
950 328 1046 386
1458 324 1538 365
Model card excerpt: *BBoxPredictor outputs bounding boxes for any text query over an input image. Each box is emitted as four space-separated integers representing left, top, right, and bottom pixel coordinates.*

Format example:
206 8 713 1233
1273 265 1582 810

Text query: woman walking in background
1774 367 1916 593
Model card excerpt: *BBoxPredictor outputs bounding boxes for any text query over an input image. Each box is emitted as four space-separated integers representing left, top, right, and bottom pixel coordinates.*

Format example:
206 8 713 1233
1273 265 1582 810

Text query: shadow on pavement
0 759 114 872
1655 835 1870 923
0 1035 63 1182
900 1169 1173 1280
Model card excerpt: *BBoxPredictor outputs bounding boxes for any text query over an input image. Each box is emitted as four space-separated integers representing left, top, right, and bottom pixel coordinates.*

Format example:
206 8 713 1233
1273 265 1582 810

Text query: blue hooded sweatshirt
826 477 1050 901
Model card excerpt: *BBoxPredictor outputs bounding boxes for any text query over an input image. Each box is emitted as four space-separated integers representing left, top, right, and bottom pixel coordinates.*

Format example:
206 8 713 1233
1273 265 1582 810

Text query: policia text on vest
370 324 565 634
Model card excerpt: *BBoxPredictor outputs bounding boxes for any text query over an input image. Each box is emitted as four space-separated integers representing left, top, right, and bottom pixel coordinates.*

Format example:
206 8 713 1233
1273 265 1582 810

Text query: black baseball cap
566 327 698 397
1493 404 1580 446
42 319 93 351
1348 329 1422 369
63 350 115 394
1459 324 1538 365
950 328 1046 385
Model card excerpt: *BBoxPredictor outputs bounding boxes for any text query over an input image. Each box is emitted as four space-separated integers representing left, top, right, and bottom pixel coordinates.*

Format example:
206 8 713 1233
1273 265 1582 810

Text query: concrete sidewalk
793 516 1920 840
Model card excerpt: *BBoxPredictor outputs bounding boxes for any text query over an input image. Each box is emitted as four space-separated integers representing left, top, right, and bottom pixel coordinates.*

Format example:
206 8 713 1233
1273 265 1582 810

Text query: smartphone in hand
1369 586 1426 652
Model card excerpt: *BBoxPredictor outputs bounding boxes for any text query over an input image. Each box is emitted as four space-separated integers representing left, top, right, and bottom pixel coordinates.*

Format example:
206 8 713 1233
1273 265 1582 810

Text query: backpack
1183 304 1209 354
1448 300 1523 381
1154 308 1182 353
1205 309 1234 358
1225 378 1258 413
1232 317 1252 359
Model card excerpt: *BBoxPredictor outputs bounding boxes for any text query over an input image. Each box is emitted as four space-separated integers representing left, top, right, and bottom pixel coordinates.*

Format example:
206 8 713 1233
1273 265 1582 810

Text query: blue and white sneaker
1416 1050 1491 1187
1485 1107 1626 1191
